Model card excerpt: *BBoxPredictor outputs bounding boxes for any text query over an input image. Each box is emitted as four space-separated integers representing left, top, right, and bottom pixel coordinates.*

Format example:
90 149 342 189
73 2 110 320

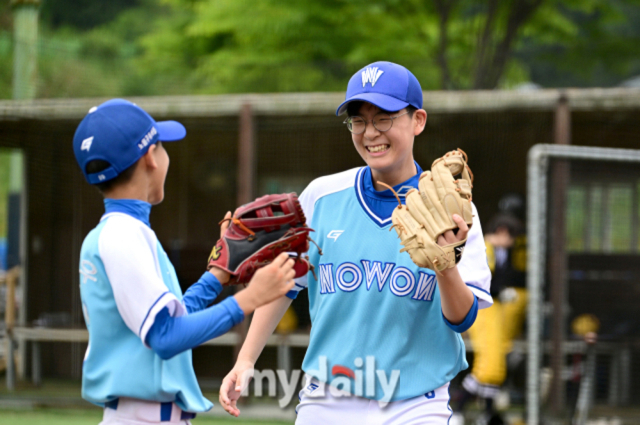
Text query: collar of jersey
102 198 151 227
355 161 423 227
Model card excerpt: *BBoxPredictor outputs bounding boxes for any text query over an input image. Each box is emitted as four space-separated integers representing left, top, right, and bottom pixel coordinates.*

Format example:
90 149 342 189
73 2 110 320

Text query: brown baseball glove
207 193 317 285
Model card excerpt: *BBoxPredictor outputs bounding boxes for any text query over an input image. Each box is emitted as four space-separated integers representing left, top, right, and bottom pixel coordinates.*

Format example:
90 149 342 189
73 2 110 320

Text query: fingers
452 214 469 231
284 257 295 270
220 375 242 417
452 214 469 240
219 392 233 414
438 228 459 244
220 396 239 417
284 279 296 292
285 264 296 280
219 377 240 416
219 375 235 405
272 252 290 267
260 255 294 273
275 256 295 275
437 215 469 246
220 211 231 238
228 400 240 417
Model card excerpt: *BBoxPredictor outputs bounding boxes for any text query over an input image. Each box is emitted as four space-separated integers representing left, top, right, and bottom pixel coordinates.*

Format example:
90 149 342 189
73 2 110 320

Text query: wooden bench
8 326 310 388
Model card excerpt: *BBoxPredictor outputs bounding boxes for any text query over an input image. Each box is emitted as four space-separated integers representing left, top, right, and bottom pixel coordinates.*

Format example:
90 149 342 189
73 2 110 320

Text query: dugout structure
0 89 640 413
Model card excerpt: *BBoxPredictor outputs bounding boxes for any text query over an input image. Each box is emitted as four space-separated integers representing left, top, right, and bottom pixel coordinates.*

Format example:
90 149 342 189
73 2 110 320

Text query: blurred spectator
455 212 527 425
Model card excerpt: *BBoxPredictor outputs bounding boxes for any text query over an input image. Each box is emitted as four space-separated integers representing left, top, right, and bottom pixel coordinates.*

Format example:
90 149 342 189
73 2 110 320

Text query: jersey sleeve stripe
466 284 493 309
466 283 490 296
139 291 170 336
139 291 184 347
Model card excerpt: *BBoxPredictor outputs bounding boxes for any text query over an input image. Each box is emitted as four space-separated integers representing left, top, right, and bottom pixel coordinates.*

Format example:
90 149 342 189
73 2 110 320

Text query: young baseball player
73 99 296 424
219 62 493 424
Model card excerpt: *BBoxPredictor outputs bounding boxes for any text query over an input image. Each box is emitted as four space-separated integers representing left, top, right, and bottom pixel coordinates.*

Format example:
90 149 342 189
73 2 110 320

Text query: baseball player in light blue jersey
220 62 493 424
73 99 296 425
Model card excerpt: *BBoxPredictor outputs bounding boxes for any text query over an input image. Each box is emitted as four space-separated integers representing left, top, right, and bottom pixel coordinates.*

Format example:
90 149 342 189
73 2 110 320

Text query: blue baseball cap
336 61 423 116
73 99 186 185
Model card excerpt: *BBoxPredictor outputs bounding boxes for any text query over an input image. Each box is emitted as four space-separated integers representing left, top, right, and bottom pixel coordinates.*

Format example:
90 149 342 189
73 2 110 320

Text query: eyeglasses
343 111 409 135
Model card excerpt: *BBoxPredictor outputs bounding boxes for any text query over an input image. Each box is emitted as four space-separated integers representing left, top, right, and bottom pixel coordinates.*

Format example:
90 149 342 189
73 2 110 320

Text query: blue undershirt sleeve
285 290 299 300
442 296 478 333
145 296 244 360
182 272 223 314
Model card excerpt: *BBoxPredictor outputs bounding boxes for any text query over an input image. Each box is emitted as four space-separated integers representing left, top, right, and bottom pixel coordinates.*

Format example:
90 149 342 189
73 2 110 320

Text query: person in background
454 212 527 425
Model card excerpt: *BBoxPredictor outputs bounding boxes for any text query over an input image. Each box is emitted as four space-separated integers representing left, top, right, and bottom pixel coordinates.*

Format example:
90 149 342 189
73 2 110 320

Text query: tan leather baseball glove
388 149 474 273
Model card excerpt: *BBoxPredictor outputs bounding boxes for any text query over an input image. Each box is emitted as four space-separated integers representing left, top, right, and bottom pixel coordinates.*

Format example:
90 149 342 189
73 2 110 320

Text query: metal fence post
234 103 255 360
549 94 571 414
527 145 546 425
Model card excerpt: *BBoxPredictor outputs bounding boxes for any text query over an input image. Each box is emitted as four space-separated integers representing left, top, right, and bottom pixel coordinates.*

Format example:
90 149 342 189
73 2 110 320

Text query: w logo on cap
362 67 384 87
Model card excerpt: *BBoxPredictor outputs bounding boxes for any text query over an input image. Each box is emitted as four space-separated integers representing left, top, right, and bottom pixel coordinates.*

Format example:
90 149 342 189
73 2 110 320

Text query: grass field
0 408 293 425
0 379 296 424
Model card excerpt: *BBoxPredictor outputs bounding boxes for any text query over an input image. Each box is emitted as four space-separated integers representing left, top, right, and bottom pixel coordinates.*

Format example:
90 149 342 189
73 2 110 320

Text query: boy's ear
413 109 427 136
142 144 158 170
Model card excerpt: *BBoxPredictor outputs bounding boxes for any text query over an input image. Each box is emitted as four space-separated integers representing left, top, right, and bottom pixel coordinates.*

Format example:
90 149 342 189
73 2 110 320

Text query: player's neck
101 160 163 203
103 176 153 203
370 158 417 192
103 185 150 203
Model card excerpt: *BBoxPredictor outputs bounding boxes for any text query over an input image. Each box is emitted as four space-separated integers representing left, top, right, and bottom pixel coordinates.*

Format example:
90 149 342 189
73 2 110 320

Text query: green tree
135 0 640 93
520 0 640 87
0 0 168 99
41 0 140 30
4 0 640 98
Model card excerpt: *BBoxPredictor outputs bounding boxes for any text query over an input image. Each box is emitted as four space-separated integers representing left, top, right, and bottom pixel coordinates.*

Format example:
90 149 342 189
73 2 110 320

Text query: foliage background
2 0 640 99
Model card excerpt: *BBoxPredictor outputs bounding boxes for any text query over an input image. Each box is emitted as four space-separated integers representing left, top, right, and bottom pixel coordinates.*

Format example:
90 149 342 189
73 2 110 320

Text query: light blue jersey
290 166 493 402
79 200 212 412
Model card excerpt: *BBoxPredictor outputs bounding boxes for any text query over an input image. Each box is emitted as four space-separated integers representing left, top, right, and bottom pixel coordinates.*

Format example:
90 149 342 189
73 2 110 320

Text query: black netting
541 152 640 422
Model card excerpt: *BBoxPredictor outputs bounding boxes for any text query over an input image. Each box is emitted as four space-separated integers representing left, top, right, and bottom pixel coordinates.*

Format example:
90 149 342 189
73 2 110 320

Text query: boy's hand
437 214 469 246
208 211 232 284
234 253 295 315
220 211 232 237
219 359 255 417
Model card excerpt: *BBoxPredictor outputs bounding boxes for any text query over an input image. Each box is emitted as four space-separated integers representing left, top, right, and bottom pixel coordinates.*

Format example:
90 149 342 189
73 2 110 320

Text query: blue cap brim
336 93 409 116
156 120 186 141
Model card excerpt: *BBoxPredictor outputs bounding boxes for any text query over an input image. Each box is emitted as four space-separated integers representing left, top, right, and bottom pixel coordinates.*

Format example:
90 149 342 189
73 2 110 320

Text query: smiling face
350 102 427 187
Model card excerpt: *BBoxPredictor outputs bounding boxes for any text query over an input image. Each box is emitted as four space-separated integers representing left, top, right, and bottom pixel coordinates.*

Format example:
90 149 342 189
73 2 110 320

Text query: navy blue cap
73 99 186 185
336 61 423 116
